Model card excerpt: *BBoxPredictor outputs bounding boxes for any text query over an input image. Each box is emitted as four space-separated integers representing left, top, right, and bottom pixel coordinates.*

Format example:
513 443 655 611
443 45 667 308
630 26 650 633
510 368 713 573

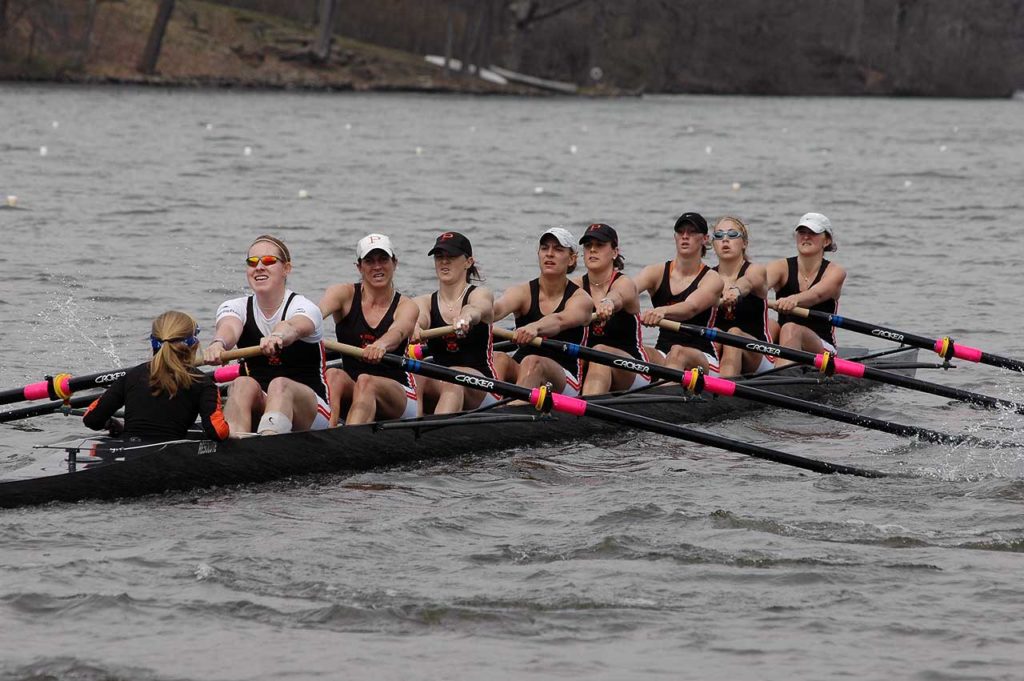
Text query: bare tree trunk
74 0 98 69
311 0 339 63
137 0 175 75
443 1 453 75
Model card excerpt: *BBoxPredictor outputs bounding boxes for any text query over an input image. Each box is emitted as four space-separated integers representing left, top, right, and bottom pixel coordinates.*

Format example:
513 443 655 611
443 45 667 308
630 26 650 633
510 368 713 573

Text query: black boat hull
0 347 921 508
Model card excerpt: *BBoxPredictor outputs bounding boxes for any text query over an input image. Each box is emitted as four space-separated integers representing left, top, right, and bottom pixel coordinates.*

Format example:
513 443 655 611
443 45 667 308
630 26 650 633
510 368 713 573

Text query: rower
412 231 497 414
573 223 652 395
319 233 419 425
766 212 846 365
710 216 776 376
492 227 594 396
635 212 724 372
203 235 330 435
84 310 230 441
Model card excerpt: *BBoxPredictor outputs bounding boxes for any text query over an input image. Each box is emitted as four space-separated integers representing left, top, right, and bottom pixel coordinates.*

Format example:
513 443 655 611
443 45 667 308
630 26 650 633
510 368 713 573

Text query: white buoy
704 145 712 155
51 121 59 129
731 182 741 192
243 146 252 156
533 186 545 195
903 180 913 188
205 123 213 131
469 126 477 132
344 123 352 130
569 145 578 154
298 189 309 199
782 127 788 133
581 125 588 133
415 146 423 155
952 126 959 133
39 146 48 156
939 145 948 152
686 126 695 134
5 195 16 207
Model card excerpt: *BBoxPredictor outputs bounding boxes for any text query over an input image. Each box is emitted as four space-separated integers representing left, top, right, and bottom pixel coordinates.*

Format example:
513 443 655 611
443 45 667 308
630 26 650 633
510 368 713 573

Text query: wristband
600 297 613 306
270 332 286 340
210 337 228 347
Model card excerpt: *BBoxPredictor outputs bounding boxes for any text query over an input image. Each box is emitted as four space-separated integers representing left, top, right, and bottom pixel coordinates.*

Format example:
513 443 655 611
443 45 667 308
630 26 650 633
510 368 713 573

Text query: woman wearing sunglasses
319 233 420 425
84 310 230 441
710 216 775 376
635 212 723 373
766 213 846 363
411 231 497 414
572 223 652 395
203 235 331 435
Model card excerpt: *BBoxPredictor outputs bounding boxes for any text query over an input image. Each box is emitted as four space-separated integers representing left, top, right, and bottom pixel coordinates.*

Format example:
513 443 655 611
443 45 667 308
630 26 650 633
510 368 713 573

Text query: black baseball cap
579 223 618 246
427 231 473 257
674 212 708 234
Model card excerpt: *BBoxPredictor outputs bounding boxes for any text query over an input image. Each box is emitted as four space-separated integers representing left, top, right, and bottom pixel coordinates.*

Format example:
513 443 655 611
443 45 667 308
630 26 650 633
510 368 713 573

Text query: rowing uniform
335 283 418 419
426 286 499 407
217 291 331 429
713 261 775 373
775 256 838 352
512 279 588 396
83 362 230 441
650 262 719 371
583 272 651 391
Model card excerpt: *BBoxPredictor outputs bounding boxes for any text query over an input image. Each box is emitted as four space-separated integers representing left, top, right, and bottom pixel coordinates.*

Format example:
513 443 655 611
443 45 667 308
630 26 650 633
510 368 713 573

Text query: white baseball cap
356 233 396 260
540 227 578 252
795 213 837 252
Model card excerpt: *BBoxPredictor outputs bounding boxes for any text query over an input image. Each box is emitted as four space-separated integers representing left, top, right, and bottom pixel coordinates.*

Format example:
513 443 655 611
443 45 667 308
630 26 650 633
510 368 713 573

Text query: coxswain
202 235 330 435
492 227 594 396
319 233 419 425
84 310 230 441
572 223 652 394
412 231 497 414
635 212 723 372
767 212 846 364
710 216 775 376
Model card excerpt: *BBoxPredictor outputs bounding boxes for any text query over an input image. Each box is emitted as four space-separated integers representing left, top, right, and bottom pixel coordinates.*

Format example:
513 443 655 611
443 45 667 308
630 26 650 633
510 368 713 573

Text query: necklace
439 284 469 314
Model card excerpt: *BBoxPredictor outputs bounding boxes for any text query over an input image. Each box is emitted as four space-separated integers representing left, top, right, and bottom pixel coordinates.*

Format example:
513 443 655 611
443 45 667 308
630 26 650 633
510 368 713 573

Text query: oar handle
491 326 543 347
215 346 264 363
766 300 810 318
416 325 457 340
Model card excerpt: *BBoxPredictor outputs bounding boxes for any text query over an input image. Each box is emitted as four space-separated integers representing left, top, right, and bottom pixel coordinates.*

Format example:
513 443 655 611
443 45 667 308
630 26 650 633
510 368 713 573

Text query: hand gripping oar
324 339 885 478
491 328 1012 449
0 347 261 408
768 302 1024 374
662 321 1024 415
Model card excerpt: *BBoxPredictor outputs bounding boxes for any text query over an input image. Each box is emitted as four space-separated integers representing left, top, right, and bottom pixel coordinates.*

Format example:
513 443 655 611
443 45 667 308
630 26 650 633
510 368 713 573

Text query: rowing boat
0 345 922 508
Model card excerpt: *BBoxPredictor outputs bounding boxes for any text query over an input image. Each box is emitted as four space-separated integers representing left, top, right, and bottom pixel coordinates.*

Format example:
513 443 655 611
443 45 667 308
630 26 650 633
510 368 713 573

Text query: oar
0 394 101 424
0 347 262 407
324 339 885 478
663 321 1024 415
492 328 1011 449
768 302 1024 373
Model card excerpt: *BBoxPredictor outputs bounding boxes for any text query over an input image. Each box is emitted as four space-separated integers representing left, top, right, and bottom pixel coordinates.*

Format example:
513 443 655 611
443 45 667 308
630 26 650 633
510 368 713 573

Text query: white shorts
312 395 331 430
399 393 419 420
651 348 720 375
561 368 582 397
752 354 776 375
259 388 331 431
627 371 653 391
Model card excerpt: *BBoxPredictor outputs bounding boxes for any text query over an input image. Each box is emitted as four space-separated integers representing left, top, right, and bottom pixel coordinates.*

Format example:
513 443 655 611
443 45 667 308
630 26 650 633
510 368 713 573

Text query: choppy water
1 85 1023 680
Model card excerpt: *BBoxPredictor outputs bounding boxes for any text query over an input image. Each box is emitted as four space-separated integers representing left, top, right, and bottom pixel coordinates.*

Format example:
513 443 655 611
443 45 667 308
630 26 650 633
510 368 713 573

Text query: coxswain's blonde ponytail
149 310 201 397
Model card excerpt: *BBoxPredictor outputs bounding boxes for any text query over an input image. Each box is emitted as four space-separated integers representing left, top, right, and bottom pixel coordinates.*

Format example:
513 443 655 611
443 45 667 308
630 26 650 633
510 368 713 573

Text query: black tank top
713 261 770 342
775 256 837 346
334 283 414 390
583 272 646 360
425 286 495 378
237 294 328 400
513 279 587 384
651 262 717 356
